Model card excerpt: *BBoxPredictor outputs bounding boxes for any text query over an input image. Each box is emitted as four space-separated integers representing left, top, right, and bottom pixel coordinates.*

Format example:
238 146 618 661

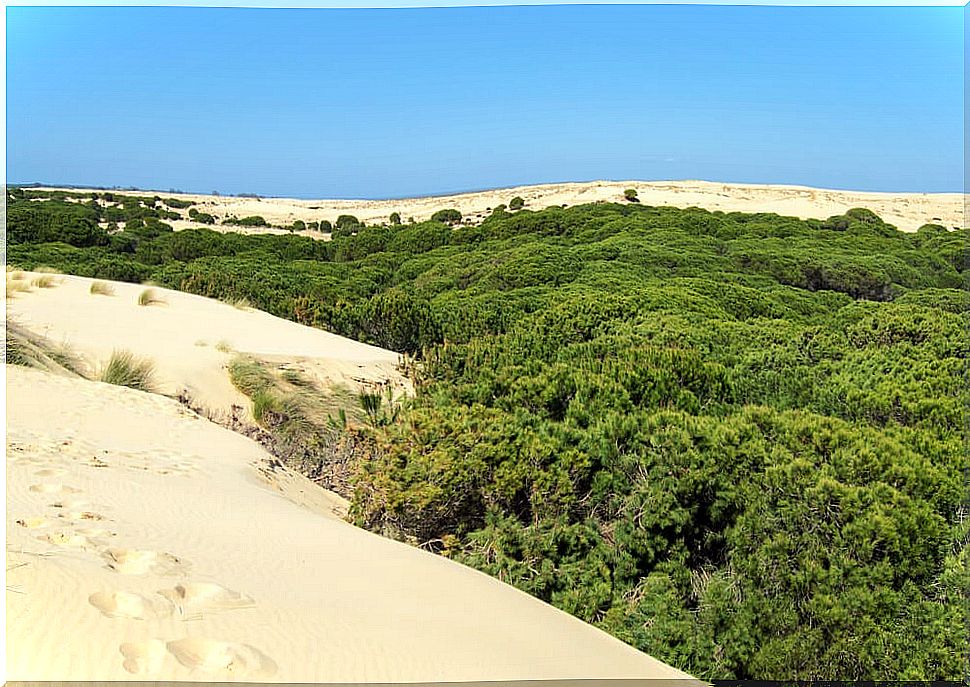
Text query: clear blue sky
6 5 964 197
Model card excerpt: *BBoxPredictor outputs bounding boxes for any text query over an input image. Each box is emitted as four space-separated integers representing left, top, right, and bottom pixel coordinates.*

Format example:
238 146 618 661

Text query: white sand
6 274 410 417
38 179 966 233
5 277 696 682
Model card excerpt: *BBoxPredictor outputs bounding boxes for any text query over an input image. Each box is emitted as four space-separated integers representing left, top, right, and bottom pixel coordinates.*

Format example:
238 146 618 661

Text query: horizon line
10 177 967 201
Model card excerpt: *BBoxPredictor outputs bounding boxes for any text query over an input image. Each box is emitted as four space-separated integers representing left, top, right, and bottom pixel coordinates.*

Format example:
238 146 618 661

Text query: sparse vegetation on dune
6 278 32 298
223 215 270 228
138 288 166 306
5 319 84 376
228 355 366 495
222 295 252 310
98 350 157 392
89 280 115 296
31 273 59 288
430 208 462 225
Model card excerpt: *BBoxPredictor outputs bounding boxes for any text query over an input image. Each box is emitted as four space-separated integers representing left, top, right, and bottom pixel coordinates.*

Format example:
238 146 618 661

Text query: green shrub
336 214 361 229
509 196 525 210
431 208 462 225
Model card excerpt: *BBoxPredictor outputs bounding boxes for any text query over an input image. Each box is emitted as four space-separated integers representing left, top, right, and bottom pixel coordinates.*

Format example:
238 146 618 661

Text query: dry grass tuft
31 274 58 289
138 288 166 306
99 350 157 392
6 319 84 376
6 279 31 299
89 281 115 296
224 296 253 310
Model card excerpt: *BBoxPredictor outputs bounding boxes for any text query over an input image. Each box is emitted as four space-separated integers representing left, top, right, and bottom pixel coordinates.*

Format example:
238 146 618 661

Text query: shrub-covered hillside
8 189 968 679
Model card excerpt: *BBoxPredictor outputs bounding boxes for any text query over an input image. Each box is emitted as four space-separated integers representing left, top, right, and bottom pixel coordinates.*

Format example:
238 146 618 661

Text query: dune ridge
34 179 966 233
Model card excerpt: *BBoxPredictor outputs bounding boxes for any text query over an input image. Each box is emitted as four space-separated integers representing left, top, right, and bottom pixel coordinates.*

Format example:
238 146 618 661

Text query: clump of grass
251 388 281 425
138 288 166 306
99 350 157 392
225 296 253 310
34 265 62 274
215 340 233 353
8 269 26 280
5 319 84 376
281 368 313 387
228 357 275 396
6 279 31 298
31 274 58 288
89 281 115 296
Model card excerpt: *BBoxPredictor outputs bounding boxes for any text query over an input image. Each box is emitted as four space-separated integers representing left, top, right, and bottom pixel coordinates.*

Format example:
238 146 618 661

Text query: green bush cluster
223 214 269 227
430 208 462 225
188 207 216 224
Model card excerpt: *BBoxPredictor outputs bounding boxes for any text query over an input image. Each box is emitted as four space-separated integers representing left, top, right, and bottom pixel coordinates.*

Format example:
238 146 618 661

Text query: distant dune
36 179 967 234
6 273 696 683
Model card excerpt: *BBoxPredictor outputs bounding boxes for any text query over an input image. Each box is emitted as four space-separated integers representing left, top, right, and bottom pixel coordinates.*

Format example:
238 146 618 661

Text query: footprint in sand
76 526 116 540
16 516 53 529
90 591 174 620
29 483 81 495
37 530 93 548
157 582 255 619
34 468 67 478
57 510 106 523
48 498 92 511
119 639 169 675
165 638 277 678
104 548 188 576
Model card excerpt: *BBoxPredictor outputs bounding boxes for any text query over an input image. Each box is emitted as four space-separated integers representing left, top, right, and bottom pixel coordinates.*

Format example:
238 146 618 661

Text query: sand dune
6 273 410 417
5 277 696 682
38 179 966 233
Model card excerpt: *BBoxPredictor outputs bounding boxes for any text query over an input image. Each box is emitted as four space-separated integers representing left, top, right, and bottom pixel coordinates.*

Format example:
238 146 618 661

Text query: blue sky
6 5 964 197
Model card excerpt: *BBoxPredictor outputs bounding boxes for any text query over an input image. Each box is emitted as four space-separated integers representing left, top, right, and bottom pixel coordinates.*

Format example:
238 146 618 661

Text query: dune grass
6 278 32 298
226 354 365 494
99 350 157 392
5 319 84 376
137 288 166 306
224 296 253 310
31 274 58 288
89 280 115 296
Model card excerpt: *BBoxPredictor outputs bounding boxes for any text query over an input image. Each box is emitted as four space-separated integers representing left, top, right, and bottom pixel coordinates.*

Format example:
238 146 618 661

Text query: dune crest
36 179 966 233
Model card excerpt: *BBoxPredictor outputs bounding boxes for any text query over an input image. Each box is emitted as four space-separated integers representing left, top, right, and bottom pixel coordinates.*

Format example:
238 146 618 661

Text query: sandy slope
39 179 966 233
5 274 409 417
5 277 696 682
